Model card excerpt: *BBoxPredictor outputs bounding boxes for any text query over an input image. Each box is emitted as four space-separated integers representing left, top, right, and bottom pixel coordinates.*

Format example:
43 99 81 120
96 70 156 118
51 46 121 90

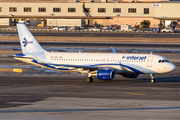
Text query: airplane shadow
136 76 180 83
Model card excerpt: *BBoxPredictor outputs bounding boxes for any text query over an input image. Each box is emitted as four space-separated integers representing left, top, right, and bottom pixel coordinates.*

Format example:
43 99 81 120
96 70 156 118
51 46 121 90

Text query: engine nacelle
97 70 115 80
122 73 139 78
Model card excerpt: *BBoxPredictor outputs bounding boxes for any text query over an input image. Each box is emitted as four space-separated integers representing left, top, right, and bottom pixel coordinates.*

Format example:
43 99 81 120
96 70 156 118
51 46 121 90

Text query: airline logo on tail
22 38 33 47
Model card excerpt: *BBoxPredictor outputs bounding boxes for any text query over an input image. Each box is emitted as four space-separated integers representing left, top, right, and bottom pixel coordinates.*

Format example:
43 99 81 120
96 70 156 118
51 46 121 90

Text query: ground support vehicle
37 21 46 27
89 28 101 32
53 26 67 31
161 28 175 33
121 25 137 32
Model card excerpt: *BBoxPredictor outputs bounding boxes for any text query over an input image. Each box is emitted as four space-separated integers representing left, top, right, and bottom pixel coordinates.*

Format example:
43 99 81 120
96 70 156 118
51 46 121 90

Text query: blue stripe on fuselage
31 59 73 71
119 63 144 74
90 63 144 74
31 60 148 74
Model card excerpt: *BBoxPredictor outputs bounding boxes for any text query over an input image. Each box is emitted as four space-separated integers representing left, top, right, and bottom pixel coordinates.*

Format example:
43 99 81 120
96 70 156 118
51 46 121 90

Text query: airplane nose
169 63 176 72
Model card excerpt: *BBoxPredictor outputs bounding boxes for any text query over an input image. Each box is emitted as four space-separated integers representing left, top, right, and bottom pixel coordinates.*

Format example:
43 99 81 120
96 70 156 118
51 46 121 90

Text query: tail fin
17 24 45 54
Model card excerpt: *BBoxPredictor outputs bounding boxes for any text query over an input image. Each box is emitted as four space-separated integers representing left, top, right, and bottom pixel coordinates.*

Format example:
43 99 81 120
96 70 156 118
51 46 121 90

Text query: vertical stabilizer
17 24 45 54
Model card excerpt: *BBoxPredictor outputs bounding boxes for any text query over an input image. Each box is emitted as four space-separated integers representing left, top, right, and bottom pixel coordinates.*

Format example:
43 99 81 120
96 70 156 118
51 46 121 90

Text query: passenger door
147 56 153 67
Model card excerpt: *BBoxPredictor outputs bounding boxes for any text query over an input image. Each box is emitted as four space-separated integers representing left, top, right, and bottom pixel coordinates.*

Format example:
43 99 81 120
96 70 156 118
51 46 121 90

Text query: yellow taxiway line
125 92 147 96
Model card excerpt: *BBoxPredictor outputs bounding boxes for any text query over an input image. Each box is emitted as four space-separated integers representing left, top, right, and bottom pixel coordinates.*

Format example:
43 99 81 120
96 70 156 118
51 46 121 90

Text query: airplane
14 24 176 83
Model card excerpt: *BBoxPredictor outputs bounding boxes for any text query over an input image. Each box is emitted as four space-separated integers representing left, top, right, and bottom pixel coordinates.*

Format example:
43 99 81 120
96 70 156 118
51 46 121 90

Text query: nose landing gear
150 74 155 83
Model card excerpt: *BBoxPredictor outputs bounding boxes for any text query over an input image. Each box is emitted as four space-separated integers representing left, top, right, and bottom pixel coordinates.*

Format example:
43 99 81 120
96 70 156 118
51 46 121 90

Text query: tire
151 79 155 83
90 77 93 82
85 77 93 83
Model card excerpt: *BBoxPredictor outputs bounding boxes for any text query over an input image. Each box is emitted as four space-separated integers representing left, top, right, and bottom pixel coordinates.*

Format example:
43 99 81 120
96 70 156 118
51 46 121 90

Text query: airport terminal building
0 0 180 27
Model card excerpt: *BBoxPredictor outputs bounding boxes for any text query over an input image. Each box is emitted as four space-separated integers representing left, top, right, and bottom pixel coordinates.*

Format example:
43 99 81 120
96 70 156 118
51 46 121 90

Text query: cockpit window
158 59 169 63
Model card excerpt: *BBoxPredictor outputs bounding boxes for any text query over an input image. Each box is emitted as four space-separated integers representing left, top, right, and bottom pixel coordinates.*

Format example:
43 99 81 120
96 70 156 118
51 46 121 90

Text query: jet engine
96 70 115 80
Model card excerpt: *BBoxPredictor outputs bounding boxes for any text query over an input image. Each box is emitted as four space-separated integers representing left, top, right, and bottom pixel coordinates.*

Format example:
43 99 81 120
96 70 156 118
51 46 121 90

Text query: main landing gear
86 73 93 83
85 77 93 83
150 74 155 83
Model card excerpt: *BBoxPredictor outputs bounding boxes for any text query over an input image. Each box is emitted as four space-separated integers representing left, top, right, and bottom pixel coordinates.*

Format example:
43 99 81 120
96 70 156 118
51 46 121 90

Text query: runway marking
125 92 147 96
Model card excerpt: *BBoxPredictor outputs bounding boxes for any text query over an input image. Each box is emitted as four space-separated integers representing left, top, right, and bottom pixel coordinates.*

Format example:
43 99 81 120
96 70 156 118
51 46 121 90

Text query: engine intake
122 73 139 78
97 70 115 80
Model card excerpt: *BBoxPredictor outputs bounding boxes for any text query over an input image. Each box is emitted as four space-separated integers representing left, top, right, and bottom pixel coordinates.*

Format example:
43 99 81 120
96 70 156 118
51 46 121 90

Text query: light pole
116 14 120 25
50 14 54 28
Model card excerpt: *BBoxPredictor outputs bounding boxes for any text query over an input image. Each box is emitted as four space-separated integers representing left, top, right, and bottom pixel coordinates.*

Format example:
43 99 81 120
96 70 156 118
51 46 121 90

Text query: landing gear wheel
151 79 155 83
85 77 93 83
150 74 155 83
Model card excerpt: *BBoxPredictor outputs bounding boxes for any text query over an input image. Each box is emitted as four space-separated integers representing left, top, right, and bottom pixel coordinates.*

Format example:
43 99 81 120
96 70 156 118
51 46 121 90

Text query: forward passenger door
147 56 153 67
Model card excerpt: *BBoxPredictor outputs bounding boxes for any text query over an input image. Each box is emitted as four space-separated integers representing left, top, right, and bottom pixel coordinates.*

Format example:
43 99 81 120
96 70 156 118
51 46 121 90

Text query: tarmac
1 31 180 43
0 73 180 120
0 55 180 120
0 33 180 120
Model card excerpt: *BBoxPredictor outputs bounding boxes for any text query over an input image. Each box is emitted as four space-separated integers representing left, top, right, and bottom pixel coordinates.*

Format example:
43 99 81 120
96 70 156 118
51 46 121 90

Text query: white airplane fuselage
15 52 176 74
14 24 176 83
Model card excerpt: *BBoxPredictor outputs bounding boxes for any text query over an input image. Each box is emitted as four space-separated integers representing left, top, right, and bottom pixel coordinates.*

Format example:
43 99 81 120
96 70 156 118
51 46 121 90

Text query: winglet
111 47 117 54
